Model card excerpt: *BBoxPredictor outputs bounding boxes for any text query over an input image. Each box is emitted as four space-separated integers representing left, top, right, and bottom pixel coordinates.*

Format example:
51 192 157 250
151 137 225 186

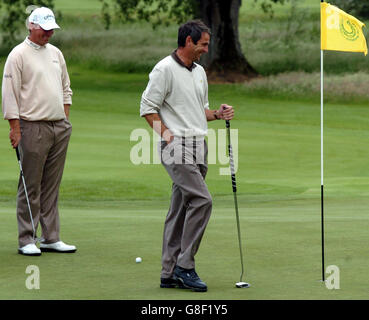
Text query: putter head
36 237 45 243
236 282 251 288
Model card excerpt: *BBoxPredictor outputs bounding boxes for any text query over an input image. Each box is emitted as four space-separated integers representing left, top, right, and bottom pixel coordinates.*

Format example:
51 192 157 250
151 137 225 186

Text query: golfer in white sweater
2 7 76 256
140 20 234 292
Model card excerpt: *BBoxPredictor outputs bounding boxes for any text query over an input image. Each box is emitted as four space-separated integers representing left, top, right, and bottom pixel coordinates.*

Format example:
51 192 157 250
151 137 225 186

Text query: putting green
0 197 368 299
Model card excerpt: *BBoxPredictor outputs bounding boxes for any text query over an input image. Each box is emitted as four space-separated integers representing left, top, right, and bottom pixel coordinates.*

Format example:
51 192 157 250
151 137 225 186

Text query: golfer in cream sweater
2 7 76 256
140 20 234 292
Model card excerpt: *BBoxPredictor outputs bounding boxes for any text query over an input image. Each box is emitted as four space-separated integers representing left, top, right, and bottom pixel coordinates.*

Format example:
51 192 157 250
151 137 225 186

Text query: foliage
100 0 289 30
331 0 369 19
99 0 198 30
0 0 56 48
254 0 290 18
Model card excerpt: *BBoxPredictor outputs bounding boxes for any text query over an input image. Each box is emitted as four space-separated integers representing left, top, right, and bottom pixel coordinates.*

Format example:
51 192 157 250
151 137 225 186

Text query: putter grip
231 174 237 192
15 146 21 161
228 144 237 192
226 120 236 192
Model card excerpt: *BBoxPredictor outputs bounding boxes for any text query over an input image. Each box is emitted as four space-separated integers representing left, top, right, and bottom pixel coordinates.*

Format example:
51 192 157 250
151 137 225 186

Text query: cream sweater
2 38 72 121
140 53 209 138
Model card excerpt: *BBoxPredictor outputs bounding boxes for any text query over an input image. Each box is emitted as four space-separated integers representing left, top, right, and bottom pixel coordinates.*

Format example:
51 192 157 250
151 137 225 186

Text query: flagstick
320 0 326 283
320 48 325 282
319 0 368 283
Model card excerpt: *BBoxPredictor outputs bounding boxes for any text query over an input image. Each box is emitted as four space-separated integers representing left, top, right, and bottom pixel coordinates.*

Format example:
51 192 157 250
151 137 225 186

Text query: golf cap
28 7 60 31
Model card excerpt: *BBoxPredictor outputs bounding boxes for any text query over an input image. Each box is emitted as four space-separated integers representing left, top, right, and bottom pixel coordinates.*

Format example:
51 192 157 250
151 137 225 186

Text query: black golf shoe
174 266 207 292
160 276 180 288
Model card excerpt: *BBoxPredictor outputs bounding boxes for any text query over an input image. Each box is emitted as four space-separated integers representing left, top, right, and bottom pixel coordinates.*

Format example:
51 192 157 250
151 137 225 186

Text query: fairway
1 65 369 299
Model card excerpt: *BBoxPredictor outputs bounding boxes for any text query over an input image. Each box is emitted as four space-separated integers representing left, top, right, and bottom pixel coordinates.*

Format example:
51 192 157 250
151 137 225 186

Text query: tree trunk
198 0 258 82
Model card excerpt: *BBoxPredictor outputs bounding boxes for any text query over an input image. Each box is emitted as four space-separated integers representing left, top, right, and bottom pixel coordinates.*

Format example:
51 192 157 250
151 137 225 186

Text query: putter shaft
16 146 37 241
226 120 246 283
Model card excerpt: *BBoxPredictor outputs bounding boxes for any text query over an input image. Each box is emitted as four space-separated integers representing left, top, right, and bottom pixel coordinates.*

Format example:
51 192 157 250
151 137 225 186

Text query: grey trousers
17 119 72 247
160 137 212 278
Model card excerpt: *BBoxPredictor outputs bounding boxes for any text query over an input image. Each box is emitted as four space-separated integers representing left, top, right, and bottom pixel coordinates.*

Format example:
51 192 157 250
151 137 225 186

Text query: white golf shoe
18 243 41 256
40 241 77 253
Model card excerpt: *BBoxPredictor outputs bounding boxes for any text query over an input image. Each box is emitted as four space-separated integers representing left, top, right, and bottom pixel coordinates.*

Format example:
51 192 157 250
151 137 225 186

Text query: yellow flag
321 2 368 55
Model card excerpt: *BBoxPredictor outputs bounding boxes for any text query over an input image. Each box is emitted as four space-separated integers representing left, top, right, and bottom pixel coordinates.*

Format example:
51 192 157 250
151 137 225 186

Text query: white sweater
2 38 72 121
140 53 209 138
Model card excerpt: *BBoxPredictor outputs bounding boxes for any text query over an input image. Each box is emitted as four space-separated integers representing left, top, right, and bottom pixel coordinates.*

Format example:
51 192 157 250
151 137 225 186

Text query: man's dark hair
177 20 211 47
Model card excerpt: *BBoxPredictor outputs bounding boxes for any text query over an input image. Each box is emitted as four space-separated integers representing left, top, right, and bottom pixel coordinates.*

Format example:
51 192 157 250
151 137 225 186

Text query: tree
331 0 369 19
0 0 56 48
198 0 257 81
101 0 288 82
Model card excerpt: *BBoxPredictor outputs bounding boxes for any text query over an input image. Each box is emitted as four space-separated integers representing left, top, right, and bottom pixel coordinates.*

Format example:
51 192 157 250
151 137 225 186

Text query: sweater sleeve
204 74 209 110
1 52 22 120
59 51 73 105
200 66 209 110
140 67 168 117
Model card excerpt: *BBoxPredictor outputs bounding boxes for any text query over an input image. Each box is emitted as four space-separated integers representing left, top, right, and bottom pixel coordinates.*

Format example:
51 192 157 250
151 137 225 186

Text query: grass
1 64 369 299
53 0 106 14
1 199 368 300
241 71 369 103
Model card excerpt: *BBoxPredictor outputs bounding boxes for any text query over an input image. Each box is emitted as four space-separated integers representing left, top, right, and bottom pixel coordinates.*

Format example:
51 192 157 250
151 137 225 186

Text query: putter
15 146 43 243
226 120 250 289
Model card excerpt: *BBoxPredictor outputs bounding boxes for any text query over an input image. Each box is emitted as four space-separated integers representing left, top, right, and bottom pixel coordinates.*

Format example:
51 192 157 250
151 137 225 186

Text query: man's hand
162 129 174 145
9 119 21 148
144 113 174 145
64 104 70 120
218 104 234 120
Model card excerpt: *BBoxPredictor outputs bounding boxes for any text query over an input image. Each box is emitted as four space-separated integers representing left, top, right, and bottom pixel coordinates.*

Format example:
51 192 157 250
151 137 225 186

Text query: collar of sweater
171 50 197 71
25 37 45 50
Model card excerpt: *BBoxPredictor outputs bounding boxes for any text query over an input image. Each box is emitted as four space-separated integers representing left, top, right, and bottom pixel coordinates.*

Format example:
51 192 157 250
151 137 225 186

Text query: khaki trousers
17 119 72 247
160 138 212 278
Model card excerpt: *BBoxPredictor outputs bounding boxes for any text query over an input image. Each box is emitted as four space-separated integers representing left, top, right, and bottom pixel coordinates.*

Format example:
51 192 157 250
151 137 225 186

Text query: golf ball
135 257 142 263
